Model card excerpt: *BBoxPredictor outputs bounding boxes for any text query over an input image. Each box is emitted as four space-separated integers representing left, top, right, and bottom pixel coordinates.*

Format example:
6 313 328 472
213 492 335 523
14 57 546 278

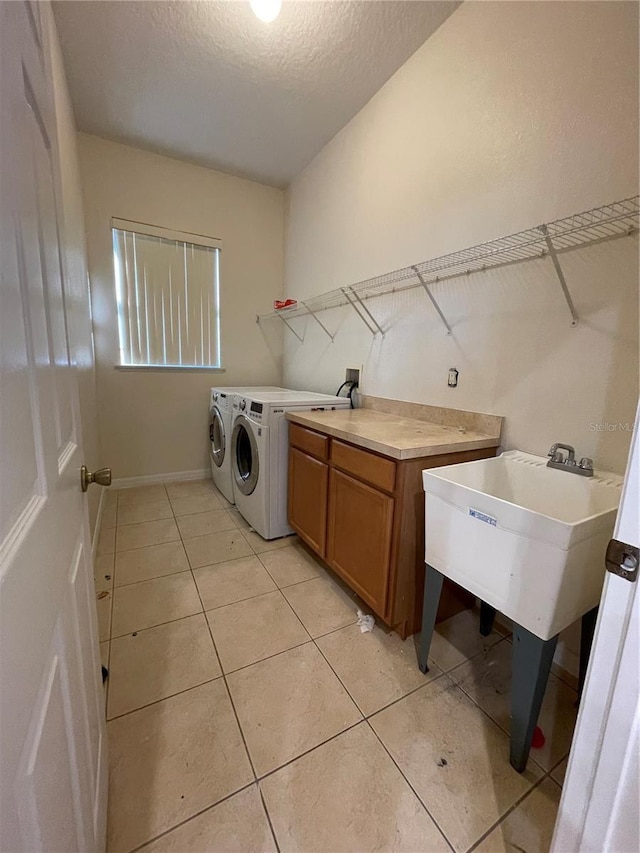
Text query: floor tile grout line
364 669 447 720
311 628 551 852
109 607 204 641
275 575 364 641
258 543 443 718
447 670 552 776
118 505 235 526
301 614 358 641
364 718 457 853
441 668 550 777
106 514 541 725
551 665 581 693
311 635 371 718
113 568 192 591
114 500 453 710
309 622 465 853
187 544 261 785
105 636 534 839
115 515 175 529
254 718 365 784
113 550 280 596
260 571 316 642
106 673 223 722
447 634 578 699
112 609 425 703
468 616 579 695
126 780 257 853
444 666 516 739
437 634 511 677
253 545 336 595
257 784 281 853
108 609 208 641
106 482 559 853
312 633 450 733
108 498 252 639
464 768 562 853
112 536 182 556
201 584 284 613
218 637 315 679
150 502 346 605
105 618 555 781
546 753 570 780
107 513 205 691
162 496 374 785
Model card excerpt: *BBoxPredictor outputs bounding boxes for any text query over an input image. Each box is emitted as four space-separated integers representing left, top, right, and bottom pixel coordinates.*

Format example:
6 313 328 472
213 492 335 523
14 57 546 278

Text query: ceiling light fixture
250 0 281 23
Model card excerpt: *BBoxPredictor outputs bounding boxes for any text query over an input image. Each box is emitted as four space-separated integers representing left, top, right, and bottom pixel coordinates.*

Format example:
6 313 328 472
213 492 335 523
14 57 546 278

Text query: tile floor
95 478 576 853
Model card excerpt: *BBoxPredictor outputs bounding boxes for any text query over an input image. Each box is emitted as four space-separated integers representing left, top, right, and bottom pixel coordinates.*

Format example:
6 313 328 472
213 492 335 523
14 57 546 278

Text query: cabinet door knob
80 466 112 492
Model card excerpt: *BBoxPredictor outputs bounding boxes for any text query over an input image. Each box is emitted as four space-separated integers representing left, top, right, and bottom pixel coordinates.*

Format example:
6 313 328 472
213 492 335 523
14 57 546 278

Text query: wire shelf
257 195 639 334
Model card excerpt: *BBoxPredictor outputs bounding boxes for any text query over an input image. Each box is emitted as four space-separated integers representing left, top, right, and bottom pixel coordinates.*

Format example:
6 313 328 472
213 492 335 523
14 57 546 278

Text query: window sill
114 365 226 373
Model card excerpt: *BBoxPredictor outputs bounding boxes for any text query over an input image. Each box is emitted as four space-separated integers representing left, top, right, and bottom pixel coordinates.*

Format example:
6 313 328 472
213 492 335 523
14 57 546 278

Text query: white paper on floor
357 610 375 633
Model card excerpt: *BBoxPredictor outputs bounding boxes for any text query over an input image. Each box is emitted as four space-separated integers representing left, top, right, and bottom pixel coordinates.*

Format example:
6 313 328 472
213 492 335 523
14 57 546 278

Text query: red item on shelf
531 725 546 749
273 299 297 310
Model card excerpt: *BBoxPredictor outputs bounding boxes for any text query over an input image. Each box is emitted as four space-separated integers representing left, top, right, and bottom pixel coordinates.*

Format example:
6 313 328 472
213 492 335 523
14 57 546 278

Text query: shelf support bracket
302 301 334 342
342 287 384 336
277 314 304 342
539 225 579 326
411 266 452 335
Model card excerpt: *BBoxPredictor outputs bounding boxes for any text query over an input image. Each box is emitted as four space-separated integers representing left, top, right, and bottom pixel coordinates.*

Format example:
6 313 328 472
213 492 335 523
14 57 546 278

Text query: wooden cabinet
288 447 328 556
288 424 498 638
331 440 396 492
288 423 330 557
327 469 394 614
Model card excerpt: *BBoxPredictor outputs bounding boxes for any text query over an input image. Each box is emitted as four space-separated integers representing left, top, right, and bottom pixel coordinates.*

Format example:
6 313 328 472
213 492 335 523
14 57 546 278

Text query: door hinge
605 538 639 583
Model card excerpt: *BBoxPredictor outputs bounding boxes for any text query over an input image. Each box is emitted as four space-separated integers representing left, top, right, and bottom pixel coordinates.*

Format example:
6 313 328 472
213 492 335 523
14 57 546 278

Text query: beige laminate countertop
286 408 501 460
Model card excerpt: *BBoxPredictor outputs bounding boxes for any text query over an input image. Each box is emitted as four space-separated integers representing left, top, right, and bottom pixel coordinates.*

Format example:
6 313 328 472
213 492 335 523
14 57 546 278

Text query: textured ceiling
53 1 460 187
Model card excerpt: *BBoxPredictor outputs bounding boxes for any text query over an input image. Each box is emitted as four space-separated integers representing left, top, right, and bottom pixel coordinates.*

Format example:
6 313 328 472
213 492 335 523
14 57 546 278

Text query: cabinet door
288 447 329 556
327 469 394 614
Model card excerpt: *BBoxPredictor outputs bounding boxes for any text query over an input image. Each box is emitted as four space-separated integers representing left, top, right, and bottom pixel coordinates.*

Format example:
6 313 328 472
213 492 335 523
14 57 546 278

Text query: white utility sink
423 450 623 639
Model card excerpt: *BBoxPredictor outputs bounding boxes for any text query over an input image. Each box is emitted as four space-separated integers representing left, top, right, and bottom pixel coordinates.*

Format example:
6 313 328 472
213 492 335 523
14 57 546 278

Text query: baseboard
91 488 105 563
111 468 210 490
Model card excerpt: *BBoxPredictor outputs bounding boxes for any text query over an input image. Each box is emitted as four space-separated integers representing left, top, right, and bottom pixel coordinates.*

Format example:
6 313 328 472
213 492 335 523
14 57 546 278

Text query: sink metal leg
510 624 558 772
416 563 444 674
579 606 598 699
479 601 497 637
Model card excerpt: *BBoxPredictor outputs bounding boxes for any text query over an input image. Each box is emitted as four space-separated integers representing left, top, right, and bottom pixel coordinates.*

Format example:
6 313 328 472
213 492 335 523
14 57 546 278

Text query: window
112 218 222 368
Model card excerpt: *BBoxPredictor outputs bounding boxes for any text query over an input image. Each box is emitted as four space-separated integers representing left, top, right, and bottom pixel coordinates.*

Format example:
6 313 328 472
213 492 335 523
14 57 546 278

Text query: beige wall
50 17 102 536
78 135 284 480
284 0 639 479
283 0 639 676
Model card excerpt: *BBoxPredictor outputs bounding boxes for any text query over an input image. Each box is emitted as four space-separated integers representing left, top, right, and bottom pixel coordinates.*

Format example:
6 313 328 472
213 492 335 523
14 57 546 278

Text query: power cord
335 380 358 409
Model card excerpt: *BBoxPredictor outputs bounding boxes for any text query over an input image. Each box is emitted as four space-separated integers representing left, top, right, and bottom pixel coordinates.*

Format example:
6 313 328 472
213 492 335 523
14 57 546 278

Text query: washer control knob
240 399 246 411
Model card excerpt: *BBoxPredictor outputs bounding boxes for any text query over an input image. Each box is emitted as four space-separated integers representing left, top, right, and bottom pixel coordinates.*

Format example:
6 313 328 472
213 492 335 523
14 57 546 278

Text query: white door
552 404 639 852
0 3 107 851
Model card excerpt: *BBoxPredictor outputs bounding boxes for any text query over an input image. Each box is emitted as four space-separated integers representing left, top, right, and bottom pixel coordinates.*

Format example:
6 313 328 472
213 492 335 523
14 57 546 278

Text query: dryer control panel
233 397 264 421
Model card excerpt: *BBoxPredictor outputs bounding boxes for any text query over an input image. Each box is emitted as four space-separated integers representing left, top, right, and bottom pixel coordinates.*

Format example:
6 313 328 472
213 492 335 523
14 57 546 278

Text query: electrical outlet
448 367 459 388
346 367 360 387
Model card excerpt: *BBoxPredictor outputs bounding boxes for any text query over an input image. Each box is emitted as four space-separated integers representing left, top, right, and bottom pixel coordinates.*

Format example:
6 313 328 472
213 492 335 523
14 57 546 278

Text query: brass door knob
80 466 112 492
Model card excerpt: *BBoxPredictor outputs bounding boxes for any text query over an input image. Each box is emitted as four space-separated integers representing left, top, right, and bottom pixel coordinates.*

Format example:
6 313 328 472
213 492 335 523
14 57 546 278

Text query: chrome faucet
547 443 593 477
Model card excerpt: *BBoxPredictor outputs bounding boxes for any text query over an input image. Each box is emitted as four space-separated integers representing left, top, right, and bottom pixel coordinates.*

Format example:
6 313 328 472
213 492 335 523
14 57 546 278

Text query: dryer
208 386 286 503
230 390 350 539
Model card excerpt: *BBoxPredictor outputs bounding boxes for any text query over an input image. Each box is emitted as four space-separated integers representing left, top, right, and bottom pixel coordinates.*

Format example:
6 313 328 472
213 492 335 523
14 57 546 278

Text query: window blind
112 221 221 367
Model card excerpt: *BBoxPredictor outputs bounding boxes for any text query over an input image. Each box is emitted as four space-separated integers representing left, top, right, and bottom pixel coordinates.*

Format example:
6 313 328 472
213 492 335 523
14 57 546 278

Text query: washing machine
230 390 350 539
208 386 287 503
